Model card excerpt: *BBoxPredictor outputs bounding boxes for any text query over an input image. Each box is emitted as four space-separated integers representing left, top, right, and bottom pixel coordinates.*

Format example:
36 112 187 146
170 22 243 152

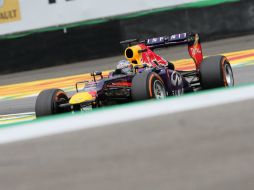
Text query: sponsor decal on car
171 71 183 87
171 71 184 96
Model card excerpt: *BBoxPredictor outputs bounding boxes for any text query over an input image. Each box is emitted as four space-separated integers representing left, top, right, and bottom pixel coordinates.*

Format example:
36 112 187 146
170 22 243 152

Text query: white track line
0 85 254 144
0 112 35 123
0 112 35 117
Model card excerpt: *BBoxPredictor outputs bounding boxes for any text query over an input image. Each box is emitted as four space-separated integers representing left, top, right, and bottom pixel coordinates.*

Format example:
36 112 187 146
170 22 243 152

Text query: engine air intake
126 48 134 58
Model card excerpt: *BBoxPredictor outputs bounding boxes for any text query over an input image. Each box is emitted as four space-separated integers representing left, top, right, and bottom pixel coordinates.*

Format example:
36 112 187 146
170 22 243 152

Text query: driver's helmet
116 60 133 74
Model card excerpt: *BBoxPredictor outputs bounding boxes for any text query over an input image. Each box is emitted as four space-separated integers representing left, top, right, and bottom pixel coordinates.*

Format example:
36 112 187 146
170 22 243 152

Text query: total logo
0 0 4 7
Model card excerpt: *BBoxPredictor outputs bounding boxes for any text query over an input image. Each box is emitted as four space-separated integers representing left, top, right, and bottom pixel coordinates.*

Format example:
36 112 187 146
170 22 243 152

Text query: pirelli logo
0 0 21 24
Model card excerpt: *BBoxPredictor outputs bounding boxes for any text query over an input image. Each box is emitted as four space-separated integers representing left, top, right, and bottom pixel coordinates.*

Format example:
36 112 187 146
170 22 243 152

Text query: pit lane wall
0 0 253 73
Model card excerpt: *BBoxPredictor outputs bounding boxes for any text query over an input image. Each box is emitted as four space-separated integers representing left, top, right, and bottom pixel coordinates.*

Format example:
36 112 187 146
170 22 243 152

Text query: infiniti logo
171 71 182 87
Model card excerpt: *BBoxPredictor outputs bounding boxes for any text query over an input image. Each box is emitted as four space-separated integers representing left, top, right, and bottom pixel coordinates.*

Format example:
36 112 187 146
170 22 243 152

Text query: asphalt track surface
0 35 254 190
1 34 254 114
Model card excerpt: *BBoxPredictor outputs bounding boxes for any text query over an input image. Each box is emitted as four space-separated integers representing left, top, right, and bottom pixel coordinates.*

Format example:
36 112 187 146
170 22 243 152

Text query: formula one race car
35 32 234 117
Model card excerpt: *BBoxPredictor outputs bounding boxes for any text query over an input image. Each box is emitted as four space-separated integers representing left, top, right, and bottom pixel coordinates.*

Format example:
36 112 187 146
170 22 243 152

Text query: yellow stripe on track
0 72 110 101
0 49 254 101
0 113 35 125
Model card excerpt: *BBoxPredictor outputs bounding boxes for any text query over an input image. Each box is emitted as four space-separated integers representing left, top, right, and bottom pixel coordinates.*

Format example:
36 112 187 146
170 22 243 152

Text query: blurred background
0 0 253 74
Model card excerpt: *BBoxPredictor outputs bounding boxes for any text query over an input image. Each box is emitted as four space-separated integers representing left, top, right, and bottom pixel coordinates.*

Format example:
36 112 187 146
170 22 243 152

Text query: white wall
0 0 202 35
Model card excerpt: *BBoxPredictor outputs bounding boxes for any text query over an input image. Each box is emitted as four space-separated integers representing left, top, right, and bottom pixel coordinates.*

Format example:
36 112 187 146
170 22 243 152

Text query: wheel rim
224 63 234 87
153 80 166 99
54 92 70 113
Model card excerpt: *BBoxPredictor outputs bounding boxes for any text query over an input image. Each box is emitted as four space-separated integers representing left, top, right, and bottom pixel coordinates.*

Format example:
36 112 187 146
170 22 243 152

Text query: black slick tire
35 88 70 117
131 71 166 101
200 55 234 89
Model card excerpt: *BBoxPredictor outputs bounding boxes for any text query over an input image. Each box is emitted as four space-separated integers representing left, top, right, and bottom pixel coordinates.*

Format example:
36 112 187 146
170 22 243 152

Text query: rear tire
131 71 166 101
200 55 234 89
35 89 70 117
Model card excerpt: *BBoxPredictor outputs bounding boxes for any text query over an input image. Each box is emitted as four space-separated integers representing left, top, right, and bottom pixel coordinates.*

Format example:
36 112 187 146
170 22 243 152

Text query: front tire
35 89 70 117
131 71 166 101
200 55 234 89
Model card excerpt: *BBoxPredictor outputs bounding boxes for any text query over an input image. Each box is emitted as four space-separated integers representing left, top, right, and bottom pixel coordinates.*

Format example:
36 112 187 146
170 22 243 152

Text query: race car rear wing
145 33 203 69
120 33 203 69
120 33 197 48
145 33 196 48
